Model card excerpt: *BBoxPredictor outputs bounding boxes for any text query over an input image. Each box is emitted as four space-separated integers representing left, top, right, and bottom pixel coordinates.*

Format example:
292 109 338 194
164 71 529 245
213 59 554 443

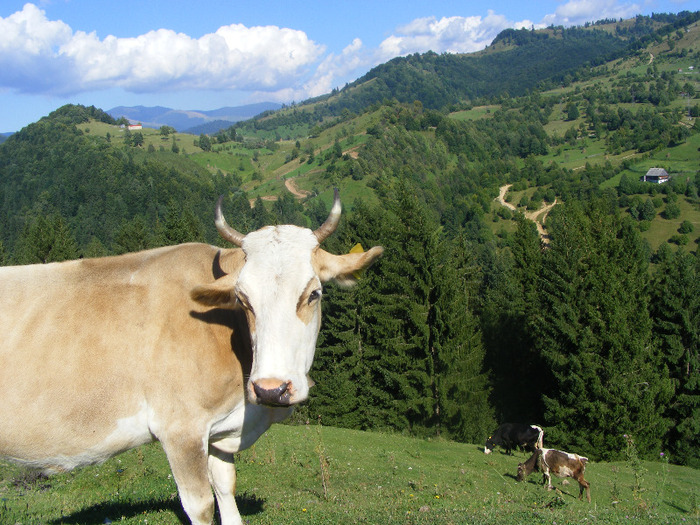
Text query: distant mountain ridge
107 102 282 132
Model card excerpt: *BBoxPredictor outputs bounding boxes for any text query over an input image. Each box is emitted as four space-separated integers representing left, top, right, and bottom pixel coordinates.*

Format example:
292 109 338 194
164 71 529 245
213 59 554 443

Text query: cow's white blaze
555 466 575 478
238 225 322 404
15 403 152 473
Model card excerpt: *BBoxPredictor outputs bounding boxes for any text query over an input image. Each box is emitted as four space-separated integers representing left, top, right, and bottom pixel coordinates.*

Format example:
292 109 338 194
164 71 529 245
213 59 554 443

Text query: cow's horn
215 195 245 247
313 188 341 243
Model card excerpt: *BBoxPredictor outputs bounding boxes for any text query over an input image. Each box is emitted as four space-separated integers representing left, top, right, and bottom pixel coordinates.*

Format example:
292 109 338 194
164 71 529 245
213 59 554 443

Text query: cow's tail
532 425 544 449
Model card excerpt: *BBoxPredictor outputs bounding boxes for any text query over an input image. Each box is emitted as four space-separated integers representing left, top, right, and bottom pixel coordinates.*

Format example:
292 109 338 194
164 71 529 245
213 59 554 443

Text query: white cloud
0 3 325 96
248 37 371 104
306 38 367 97
541 0 642 27
375 11 533 61
0 1 657 106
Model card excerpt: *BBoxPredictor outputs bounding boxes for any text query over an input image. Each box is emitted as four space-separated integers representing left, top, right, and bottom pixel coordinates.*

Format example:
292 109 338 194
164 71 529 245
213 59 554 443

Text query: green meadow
2 424 698 524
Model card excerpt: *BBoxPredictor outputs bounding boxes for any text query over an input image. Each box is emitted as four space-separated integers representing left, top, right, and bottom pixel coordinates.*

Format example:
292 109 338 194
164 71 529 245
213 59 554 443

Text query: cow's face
235 225 323 406
516 463 526 481
484 436 494 454
191 192 382 407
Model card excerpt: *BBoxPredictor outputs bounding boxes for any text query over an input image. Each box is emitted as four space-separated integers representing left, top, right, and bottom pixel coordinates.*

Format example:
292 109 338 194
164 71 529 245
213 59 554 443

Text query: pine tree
14 213 79 264
310 278 379 429
309 198 391 430
532 199 673 460
352 181 492 439
251 197 273 230
481 214 545 423
157 200 206 246
112 215 154 254
434 239 494 442
650 249 700 467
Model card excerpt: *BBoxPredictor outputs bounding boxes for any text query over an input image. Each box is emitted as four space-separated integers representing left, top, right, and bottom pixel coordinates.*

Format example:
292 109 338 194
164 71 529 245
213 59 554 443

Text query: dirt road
496 184 557 244
285 177 311 198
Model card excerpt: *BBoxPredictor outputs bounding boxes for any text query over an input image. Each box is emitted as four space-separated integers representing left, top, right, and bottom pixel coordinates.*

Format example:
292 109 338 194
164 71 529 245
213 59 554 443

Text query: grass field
1 424 698 524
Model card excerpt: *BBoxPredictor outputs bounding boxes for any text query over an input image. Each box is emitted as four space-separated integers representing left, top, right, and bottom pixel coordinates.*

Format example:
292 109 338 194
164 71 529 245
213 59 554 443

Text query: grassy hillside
58 15 699 257
1 424 698 524
66 13 698 240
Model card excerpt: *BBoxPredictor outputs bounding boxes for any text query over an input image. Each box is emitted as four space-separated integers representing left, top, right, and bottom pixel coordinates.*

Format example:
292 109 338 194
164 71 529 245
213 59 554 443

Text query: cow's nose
252 379 292 406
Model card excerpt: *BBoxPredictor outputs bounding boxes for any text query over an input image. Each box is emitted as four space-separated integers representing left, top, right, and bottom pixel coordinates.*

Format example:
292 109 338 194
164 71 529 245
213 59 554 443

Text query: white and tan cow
0 190 382 525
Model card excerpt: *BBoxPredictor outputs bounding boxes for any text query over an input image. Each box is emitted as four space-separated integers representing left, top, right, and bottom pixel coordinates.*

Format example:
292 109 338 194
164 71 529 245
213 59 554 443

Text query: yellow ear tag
349 243 365 280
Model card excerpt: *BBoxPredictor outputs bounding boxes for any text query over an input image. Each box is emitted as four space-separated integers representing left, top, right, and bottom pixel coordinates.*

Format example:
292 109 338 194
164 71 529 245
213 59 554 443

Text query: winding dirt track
285 177 311 198
496 184 558 244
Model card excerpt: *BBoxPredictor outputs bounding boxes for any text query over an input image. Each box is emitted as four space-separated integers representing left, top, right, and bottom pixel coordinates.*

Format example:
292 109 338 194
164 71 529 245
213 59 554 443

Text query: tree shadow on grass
49 491 265 524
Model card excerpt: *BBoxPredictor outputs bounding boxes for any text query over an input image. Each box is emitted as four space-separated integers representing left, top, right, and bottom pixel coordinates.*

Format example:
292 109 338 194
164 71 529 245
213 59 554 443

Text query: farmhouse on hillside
641 167 669 184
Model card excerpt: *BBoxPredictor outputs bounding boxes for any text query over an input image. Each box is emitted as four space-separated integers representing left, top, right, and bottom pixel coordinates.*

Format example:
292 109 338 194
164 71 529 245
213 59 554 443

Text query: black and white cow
484 423 544 455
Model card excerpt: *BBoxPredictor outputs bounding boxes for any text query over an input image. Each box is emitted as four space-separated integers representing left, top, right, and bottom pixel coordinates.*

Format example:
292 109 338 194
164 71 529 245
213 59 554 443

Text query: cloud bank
0 4 325 96
0 1 648 103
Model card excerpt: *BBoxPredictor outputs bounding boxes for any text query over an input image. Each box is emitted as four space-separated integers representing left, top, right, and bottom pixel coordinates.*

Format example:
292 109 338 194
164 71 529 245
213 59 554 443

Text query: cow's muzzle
252 379 293 406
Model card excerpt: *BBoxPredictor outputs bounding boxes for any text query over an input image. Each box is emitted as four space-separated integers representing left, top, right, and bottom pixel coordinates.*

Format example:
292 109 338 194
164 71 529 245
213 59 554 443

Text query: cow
0 190 383 525
517 448 591 502
484 423 544 455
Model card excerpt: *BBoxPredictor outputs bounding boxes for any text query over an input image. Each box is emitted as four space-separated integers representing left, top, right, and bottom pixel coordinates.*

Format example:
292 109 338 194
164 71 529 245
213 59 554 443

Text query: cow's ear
313 246 383 287
217 248 246 275
190 274 238 308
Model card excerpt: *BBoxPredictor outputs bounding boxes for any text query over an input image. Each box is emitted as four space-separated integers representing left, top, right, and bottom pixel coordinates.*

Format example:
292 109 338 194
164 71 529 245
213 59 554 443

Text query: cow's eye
308 289 322 304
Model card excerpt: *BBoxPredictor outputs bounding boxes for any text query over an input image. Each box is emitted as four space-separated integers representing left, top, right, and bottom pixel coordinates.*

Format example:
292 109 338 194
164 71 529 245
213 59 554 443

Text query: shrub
668 234 688 245
678 220 694 234
663 202 681 220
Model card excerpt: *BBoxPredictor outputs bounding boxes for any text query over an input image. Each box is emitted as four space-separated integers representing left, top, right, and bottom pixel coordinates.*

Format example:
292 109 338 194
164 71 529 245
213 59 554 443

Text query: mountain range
107 102 282 133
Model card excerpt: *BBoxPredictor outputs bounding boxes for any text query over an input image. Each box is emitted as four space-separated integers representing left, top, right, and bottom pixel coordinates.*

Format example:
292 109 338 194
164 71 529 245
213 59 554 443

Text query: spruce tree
650 249 700 466
14 213 79 264
354 181 492 439
112 215 154 254
532 199 673 460
481 214 545 423
310 198 391 430
157 200 206 245
435 238 494 442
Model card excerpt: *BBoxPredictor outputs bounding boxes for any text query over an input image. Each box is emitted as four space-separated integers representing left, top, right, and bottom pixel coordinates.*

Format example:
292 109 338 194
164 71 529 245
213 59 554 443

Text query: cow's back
0 244 247 471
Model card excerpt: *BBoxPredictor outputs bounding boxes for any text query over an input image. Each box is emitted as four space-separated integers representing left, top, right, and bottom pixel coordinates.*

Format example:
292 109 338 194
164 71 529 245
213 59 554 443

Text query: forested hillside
0 12 698 468
236 10 700 138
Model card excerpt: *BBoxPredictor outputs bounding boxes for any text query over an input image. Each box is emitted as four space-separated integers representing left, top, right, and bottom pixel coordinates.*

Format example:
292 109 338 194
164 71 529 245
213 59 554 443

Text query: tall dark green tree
566 102 580 121
650 249 700 467
13 213 79 264
112 215 155 254
309 198 389 430
364 182 492 439
481 214 545 423
532 199 673 460
272 192 305 226
434 237 494 442
157 200 206 245
251 197 274 230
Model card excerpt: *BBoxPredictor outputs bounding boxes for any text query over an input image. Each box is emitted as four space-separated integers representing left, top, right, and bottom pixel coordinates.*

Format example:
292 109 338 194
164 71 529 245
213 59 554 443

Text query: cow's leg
542 468 553 490
208 447 243 525
162 437 215 525
577 475 591 502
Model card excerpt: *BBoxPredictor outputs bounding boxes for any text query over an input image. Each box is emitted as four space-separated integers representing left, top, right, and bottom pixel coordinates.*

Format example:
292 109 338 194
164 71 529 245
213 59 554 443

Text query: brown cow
517 448 591 502
0 190 383 525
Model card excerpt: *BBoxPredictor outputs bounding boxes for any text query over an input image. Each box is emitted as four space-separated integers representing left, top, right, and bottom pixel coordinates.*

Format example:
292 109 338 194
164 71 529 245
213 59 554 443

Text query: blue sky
0 0 693 132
